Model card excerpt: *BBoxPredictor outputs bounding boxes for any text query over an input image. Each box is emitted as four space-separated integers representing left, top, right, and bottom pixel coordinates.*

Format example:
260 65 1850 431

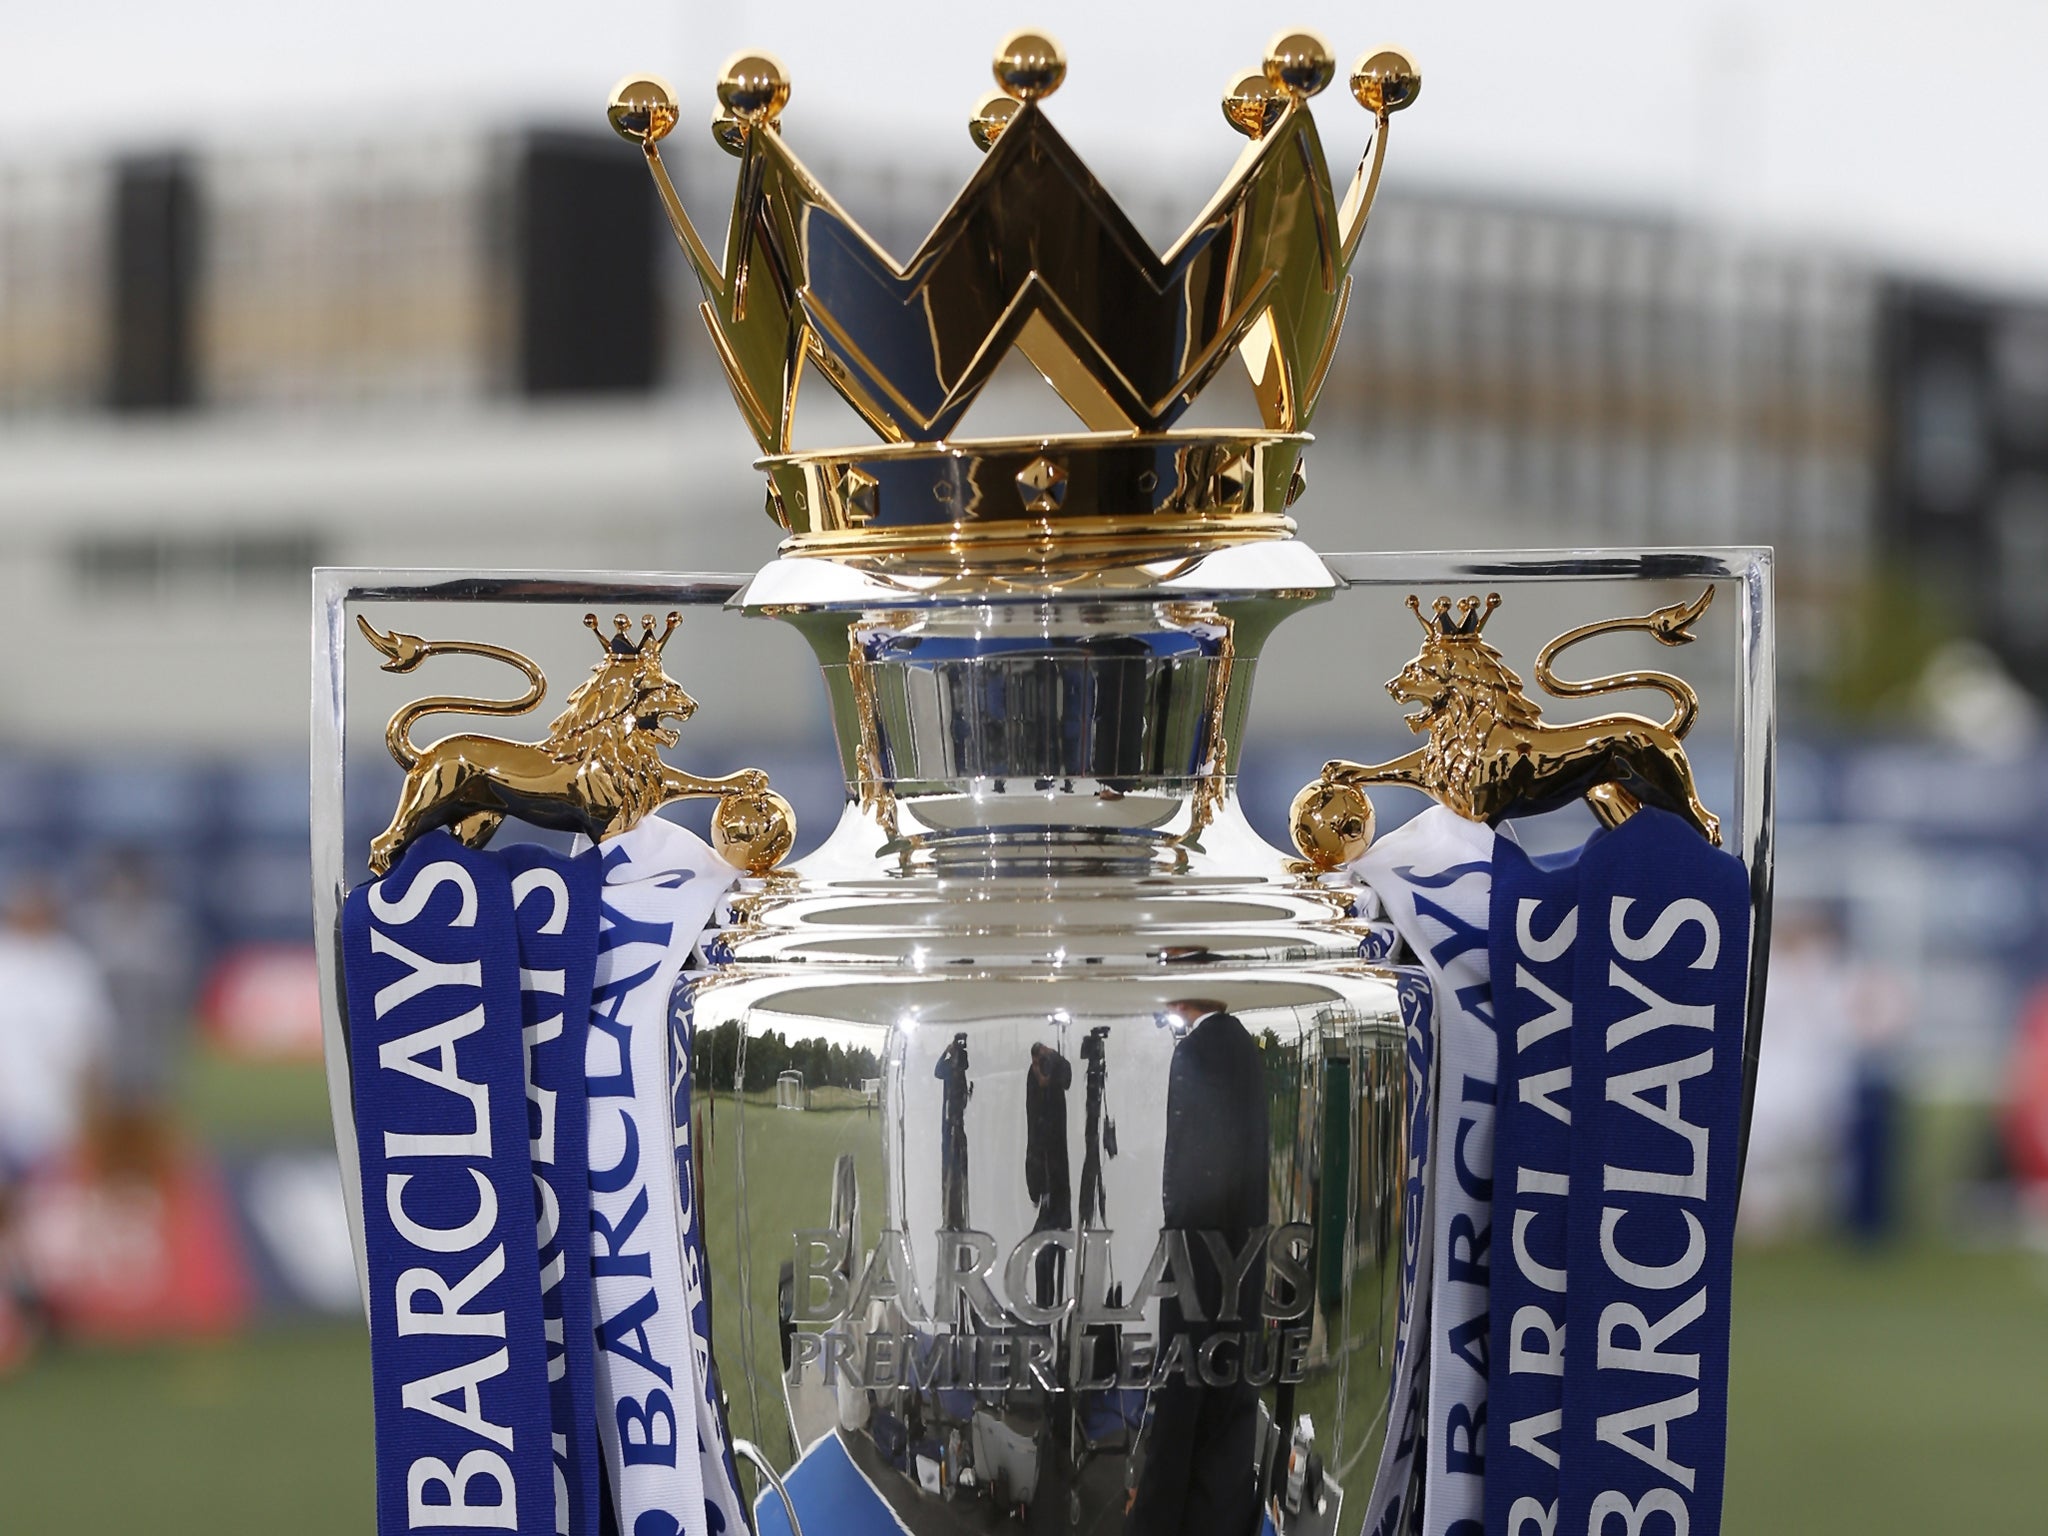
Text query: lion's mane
1413 638 1543 815
542 663 673 827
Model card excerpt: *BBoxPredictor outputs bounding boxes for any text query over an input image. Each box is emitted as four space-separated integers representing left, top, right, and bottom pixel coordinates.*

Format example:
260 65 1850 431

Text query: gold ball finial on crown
711 113 748 156
969 90 1022 152
1221 70 1287 140
1263 30 1336 99
1351 48 1422 115
607 74 680 145
717 51 791 125
993 30 1067 103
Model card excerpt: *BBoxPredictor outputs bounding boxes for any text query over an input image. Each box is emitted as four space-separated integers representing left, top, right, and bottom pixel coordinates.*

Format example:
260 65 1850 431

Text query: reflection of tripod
935 1032 973 1234
1025 1042 1073 1311
1065 1024 1128 1521
1078 1026 1115 1227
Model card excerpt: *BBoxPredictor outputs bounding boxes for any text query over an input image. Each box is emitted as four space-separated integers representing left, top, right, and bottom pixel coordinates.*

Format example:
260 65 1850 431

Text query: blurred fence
0 733 2030 1096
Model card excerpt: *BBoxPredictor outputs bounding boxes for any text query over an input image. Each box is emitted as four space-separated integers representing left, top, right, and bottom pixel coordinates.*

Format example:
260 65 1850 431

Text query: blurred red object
20 1152 252 1342
199 943 324 1061
2003 979 2048 1192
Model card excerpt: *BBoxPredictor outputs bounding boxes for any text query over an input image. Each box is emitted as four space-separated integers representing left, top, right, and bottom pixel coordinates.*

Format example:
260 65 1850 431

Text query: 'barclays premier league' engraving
786 1223 1316 1391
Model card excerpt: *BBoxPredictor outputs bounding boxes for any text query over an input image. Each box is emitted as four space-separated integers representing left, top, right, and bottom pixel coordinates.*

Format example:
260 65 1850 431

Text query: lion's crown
1410 594 1503 641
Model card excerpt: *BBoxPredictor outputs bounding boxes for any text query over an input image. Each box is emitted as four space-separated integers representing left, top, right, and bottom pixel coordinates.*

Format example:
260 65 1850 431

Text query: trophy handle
311 570 774 1318
733 1440 804 1536
1298 550 1776 1188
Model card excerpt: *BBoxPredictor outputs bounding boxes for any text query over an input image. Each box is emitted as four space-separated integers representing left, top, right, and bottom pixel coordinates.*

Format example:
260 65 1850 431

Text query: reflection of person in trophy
1024 1041 1073 1309
935 1031 974 1233
1079 1025 1116 1228
1128 999 1269 1536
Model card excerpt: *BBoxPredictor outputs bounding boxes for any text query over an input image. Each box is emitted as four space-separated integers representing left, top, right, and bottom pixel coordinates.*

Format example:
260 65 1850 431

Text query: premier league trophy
314 29 1773 1536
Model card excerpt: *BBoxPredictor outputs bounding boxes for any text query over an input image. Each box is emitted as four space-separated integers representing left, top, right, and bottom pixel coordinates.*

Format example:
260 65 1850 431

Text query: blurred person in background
1745 903 1910 1244
0 876 113 1370
75 851 197 1174
1999 978 2048 1237
1743 905 1858 1241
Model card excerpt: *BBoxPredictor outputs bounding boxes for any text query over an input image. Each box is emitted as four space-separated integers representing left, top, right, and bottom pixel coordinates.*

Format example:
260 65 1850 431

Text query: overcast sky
4 0 2044 291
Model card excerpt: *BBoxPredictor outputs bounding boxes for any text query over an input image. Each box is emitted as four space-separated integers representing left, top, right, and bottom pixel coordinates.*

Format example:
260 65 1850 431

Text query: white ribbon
1359 807 1499 1536
583 816 738 1536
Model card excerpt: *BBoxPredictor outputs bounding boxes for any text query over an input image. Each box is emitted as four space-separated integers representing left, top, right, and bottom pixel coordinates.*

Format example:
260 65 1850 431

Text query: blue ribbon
501 844 604 1536
343 832 555 1534
1555 808 1750 1536
1485 838 1582 1535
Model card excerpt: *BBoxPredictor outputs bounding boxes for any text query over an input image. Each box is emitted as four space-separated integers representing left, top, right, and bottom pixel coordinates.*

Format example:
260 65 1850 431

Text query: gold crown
608 29 1419 564
1411 593 1502 639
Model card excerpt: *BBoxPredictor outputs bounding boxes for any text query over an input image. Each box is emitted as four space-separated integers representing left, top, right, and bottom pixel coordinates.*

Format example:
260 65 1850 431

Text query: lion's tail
1533 585 1713 738
357 616 546 771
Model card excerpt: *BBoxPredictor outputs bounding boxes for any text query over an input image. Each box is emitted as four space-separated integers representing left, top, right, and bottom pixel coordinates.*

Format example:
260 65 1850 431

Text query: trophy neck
750 540 1335 852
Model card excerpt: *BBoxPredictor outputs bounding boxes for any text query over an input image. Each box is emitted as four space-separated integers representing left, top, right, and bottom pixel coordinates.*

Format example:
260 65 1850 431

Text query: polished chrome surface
682 547 1419 1534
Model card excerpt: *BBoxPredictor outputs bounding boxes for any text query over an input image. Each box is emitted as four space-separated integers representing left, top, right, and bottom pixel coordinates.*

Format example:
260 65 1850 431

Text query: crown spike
609 73 722 303
584 613 605 649
1406 594 1430 633
1478 592 1501 631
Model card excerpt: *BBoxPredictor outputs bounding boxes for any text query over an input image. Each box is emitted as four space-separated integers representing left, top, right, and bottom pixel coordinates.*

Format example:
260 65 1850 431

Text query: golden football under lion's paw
712 787 796 875
1290 779 1377 870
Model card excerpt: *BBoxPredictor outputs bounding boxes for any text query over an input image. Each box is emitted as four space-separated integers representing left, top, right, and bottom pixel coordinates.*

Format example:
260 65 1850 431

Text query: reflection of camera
1081 1027 1116 1159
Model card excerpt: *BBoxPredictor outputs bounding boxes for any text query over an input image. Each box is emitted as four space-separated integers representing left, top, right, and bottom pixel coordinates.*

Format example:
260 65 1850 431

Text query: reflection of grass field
7 1242 2047 1531
698 1093 886 1460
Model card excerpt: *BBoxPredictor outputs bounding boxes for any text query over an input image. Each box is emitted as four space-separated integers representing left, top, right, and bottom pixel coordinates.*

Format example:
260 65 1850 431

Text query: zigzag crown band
606 29 1419 559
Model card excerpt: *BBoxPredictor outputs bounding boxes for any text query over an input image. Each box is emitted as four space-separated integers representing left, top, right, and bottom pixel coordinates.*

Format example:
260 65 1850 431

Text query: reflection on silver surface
307 549 1772 1529
685 546 1423 1533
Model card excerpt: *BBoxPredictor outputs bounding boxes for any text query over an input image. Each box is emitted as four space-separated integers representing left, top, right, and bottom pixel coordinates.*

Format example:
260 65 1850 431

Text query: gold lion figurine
1319 587 1721 845
361 611 770 874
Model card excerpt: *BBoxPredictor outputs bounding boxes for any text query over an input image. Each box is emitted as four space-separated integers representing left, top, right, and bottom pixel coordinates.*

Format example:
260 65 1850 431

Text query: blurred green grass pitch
4 1067 2044 1528
5 1245 2046 1529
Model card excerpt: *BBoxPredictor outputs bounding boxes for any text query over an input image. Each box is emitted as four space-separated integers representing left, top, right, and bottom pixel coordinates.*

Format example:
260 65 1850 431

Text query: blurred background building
4 126 2045 1084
